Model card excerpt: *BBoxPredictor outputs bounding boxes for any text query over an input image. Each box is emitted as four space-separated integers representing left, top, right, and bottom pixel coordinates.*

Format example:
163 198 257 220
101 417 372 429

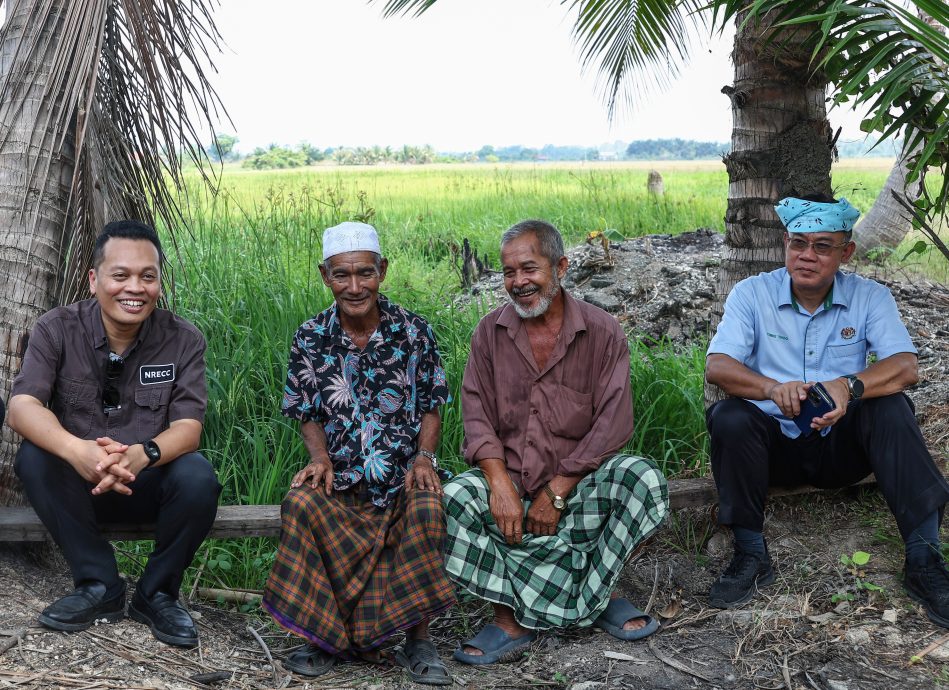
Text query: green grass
117 160 944 591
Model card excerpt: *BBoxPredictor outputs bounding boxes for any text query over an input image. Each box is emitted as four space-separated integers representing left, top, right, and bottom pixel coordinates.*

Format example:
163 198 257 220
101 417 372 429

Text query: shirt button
523 471 530 477
527 440 534 446
531 409 538 415
808 350 814 355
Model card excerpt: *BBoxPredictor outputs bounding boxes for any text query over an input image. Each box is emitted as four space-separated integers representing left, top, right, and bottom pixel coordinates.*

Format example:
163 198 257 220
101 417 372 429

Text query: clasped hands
72 437 148 496
767 377 850 430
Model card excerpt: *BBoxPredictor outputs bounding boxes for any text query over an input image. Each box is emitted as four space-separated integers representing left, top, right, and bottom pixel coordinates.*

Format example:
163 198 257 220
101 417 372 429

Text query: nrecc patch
140 363 175 385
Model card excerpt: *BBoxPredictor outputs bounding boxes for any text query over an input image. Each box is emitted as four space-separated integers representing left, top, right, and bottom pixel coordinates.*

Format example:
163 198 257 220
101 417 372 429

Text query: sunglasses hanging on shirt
102 352 124 413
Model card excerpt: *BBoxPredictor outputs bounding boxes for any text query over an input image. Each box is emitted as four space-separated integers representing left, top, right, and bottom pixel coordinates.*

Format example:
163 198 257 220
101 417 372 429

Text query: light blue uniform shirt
707 268 916 438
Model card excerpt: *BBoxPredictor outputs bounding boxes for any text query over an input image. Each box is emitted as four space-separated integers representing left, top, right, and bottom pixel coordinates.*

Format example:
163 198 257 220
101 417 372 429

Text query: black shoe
38 581 126 632
128 589 198 647
708 545 775 609
904 553 949 628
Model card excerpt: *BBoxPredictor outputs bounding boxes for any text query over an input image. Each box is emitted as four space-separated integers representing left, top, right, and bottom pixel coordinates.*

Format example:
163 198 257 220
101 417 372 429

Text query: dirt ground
2 231 948 690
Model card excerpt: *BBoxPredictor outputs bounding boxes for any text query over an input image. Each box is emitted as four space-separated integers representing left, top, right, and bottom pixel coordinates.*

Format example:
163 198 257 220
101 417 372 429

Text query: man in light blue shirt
705 195 949 628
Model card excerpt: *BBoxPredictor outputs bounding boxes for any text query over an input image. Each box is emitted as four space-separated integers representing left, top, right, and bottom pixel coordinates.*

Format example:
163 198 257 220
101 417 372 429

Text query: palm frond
0 0 228 304
563 0 710 119
376 0 710 119
710 0 948 208
376 0 440 18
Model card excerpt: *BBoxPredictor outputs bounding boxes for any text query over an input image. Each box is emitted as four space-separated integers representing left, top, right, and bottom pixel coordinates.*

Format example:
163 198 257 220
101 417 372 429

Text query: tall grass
120 161 942 591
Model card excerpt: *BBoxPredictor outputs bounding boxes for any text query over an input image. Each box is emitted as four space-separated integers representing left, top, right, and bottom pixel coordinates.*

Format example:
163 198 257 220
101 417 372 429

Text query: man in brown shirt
443 219 669 665
8 220 220 647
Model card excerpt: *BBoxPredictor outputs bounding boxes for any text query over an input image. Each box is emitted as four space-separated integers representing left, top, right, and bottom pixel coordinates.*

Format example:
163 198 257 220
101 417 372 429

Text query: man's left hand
810 378 850 431
525 492 561 537
405 456 443 495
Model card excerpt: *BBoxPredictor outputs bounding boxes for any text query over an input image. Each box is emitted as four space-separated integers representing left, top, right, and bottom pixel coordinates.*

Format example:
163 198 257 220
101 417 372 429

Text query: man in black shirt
8 221 220 647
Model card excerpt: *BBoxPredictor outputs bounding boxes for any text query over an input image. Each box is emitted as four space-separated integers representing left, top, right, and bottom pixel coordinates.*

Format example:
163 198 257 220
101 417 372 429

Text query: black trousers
15 440 221 597
707 394 949 537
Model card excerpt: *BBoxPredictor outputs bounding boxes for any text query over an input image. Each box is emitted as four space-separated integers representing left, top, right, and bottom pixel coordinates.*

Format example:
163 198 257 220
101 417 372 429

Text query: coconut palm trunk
0 0 225 506
706 10 833 406
852 145 924 260
0 0 75 506
853 10 943 260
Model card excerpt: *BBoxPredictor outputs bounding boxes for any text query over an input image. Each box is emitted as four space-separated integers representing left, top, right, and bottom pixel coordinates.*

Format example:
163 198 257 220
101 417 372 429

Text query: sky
4 2 873 154
210 0 742 152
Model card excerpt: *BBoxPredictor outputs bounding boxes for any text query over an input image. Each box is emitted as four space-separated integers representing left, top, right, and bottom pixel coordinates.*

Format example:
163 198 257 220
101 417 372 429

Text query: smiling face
319 251 388 322
501 232 568 319
88 238 162 338
784 230 855 297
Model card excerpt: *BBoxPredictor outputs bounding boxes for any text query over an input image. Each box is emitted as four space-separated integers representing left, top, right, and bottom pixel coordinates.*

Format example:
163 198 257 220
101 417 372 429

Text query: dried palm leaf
0 0 228 303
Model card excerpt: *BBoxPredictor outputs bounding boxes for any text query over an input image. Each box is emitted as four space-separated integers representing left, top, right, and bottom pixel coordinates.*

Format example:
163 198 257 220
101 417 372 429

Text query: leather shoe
38 581 126 632
129 589 198 647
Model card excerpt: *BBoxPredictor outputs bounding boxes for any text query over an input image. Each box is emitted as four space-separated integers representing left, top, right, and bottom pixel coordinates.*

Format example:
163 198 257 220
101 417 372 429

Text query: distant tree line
207 132 901 170
624 138 725 160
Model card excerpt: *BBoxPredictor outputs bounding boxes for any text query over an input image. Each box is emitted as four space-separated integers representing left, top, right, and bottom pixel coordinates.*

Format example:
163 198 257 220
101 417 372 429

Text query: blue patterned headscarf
774 197 861 233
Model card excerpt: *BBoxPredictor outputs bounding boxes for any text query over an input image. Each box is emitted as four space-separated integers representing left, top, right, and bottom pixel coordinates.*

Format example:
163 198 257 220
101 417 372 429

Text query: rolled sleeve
461 322 505 465
557 326 634 476
416 324 452 414
168 331 207 424
281 328 324 423
707 283 756 363
10 320 60 404
865 283 917 360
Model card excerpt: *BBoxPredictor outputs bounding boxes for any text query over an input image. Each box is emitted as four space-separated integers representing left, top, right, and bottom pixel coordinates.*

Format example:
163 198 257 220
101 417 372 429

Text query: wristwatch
543 484 567 511
843 374 864 400
142 439 162 467
415 449 438 469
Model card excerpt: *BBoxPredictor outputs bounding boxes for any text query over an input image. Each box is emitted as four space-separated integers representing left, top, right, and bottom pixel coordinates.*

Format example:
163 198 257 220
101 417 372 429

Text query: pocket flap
134 386 171 411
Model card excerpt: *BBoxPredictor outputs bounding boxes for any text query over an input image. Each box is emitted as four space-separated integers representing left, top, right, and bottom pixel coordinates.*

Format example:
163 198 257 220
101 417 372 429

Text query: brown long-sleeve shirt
461 290 634 496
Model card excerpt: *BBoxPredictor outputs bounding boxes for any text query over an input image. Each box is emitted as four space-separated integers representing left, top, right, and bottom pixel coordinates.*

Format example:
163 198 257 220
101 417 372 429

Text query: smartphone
793 382 836 436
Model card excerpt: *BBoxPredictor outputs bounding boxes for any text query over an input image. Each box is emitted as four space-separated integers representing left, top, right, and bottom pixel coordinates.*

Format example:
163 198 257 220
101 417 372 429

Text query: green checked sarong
443 454 668 630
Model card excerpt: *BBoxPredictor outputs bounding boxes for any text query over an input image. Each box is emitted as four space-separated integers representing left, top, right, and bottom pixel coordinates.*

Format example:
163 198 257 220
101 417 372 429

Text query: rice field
118 159 945 590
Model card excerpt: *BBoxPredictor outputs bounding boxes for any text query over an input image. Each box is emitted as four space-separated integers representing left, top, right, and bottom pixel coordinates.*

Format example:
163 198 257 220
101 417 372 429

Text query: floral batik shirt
282 294 451 509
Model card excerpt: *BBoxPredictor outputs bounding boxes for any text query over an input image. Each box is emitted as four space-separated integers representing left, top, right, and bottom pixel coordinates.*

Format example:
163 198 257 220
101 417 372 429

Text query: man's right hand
67 439 133 496
487 476 525 545
766 380 810 418
291 457 334 495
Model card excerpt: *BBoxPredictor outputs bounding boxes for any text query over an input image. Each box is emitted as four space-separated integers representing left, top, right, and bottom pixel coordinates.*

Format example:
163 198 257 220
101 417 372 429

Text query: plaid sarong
262 486 455 654
443 454 668 630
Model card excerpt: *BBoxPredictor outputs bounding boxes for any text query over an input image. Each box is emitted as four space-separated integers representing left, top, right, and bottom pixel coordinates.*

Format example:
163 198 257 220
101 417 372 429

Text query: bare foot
610 592 647 631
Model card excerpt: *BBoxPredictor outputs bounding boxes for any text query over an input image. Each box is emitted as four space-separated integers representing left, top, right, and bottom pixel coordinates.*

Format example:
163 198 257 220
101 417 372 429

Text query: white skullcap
321 222 381 261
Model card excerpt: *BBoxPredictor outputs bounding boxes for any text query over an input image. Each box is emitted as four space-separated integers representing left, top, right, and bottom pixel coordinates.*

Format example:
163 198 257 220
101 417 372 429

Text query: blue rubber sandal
594 598 659 641
453 624 536 665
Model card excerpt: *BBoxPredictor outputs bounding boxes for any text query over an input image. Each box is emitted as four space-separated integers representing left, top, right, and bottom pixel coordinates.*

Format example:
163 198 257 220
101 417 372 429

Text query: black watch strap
143 439 162 467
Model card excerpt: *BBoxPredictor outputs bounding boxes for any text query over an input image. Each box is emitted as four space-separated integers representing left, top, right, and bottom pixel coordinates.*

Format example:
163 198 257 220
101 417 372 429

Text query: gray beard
510 276 561 319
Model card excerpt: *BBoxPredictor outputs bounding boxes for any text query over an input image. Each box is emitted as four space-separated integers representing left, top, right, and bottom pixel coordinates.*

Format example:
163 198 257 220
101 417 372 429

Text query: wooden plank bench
0 476 875 542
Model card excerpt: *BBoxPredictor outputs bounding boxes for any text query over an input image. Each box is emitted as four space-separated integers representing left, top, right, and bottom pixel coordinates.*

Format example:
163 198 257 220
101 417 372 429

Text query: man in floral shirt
263 222 455 686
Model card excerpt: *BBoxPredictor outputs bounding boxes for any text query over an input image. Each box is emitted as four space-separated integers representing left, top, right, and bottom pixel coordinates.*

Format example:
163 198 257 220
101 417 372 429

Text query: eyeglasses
102 352 124 413
785 236 849 255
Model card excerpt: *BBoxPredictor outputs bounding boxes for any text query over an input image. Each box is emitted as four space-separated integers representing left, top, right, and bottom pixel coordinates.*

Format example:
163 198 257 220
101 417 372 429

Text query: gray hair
501 219 565 267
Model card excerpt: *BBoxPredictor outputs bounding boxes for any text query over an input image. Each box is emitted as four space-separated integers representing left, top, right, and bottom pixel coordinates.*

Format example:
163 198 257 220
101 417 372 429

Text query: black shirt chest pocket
54 378 98 438
134 386 171 440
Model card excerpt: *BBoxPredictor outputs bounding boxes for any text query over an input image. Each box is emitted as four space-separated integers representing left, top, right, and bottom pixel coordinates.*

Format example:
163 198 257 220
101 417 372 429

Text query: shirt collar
325 293 395 345
781 270 847 313
496 288 587 342
85 299 152 354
